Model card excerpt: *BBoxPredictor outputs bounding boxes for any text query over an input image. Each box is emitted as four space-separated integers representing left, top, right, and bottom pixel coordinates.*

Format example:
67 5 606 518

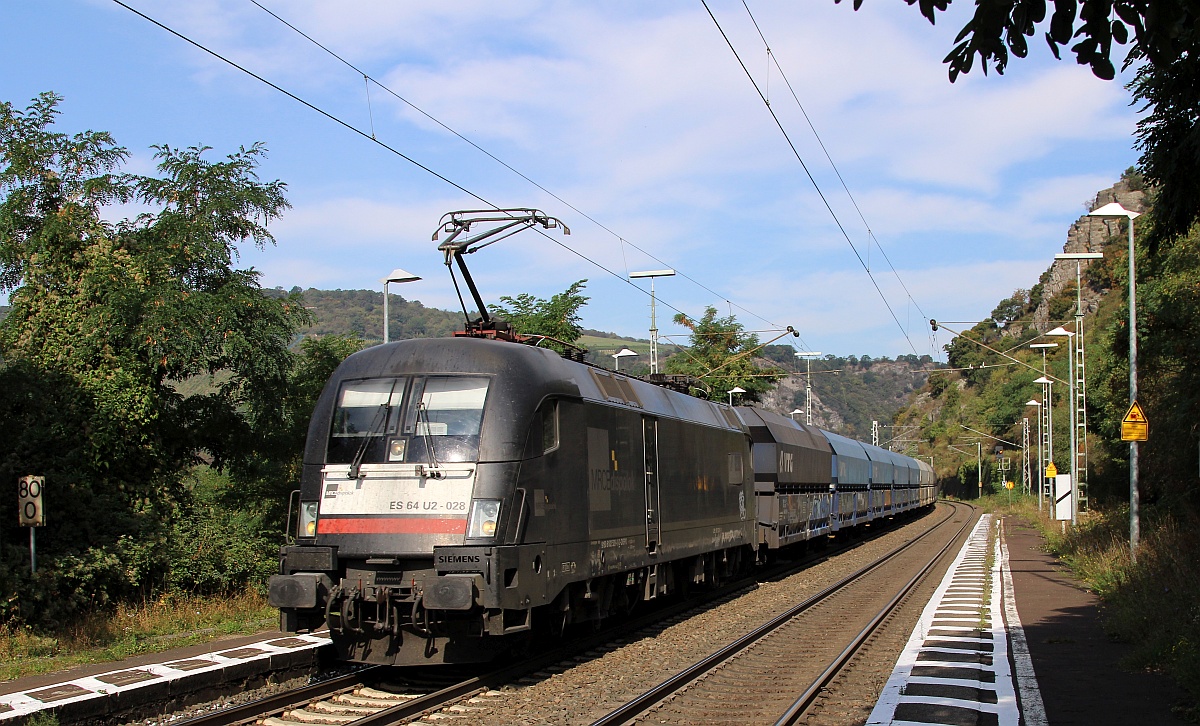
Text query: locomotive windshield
327 376 489 465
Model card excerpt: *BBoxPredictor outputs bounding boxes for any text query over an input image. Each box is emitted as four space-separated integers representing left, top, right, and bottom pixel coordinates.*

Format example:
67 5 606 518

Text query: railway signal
18 475 44 573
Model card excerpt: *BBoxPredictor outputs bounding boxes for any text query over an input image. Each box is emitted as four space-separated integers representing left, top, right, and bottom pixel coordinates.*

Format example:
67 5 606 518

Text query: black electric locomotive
270 335 757 665
268 208 938 666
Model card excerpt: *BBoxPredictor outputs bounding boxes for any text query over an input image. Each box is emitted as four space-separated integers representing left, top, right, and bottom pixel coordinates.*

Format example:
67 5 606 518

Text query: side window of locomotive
327 378 405 464
727 452 744 485
405 376 490 463
541 400 559 454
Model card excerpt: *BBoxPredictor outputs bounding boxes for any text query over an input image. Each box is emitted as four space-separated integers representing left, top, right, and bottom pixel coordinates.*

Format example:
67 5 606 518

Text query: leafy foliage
0 93 314 626
1085 213 1200 512
664 307 783 402
167 467 279 595
489 279 589 350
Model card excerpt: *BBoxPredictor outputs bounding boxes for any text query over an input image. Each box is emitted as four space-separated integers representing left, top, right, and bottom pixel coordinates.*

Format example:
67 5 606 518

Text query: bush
0 543 154 630
0 467 278 632
166 467 278 596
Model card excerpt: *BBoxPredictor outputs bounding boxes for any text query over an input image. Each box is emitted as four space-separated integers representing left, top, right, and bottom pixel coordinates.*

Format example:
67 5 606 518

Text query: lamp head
629 269 676 279
382 267 421 284
1087 202 1140 219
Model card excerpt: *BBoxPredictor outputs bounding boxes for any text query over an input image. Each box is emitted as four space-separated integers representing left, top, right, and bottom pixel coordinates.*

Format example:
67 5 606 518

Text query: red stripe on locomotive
317 517 468 534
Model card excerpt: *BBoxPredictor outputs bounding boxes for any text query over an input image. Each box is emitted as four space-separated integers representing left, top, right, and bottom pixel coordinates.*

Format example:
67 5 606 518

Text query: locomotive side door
642 416 662 554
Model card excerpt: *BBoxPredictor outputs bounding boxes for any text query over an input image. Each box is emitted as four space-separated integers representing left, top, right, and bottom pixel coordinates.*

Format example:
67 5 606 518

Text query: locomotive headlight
467 499 501 539
300 501 318 537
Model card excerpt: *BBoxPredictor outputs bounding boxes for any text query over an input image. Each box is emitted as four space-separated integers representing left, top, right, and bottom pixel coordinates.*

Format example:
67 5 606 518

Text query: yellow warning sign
1005 480 1014 490
1121 401 1149 442
1045 462 1057 478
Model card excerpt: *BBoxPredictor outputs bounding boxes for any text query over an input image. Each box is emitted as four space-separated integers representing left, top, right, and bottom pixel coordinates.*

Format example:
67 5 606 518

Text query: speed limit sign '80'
19 476 44 527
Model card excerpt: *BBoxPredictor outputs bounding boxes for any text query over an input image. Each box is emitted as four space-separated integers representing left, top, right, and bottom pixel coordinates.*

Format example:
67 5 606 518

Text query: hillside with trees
267 287 462 341
289 287 928 437
278 281 931 437
758 350 938 439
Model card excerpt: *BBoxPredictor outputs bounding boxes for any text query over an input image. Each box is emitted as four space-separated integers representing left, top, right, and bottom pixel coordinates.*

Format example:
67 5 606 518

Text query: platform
868 513 1189 725
0 631 329 722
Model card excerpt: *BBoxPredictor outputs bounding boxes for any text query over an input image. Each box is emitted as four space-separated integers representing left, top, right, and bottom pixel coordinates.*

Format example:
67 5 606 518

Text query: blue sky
1 1 1141 358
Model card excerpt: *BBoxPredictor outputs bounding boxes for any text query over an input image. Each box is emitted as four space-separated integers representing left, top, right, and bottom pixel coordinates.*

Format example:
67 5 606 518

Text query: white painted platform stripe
867 514 1021 726
999 521 1048 726
0 632 330 720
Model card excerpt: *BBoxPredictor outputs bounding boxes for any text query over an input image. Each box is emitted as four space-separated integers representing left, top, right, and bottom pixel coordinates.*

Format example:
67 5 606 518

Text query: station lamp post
973 441 981 499
728 386 746 407
382 268 421 344
612 348 638 371
629 269 676 374
790 409 803 422
1086 202 1141 560
795 351 822 425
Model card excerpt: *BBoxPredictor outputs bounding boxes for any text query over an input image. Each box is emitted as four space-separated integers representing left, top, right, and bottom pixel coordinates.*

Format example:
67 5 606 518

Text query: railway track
591 500 975 725
171 665 485 726
174 506 956 726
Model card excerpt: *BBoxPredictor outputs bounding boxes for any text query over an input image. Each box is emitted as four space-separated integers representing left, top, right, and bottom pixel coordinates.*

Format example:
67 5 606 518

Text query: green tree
224 334 365 518
835 0 1199 247
664 306 783 403
490 279 589 350
990 289 1029 328
0 92 310 622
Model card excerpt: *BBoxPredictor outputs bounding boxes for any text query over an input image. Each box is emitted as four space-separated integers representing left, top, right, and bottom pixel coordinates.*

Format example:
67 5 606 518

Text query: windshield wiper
416 400 444 478
347 402 389 479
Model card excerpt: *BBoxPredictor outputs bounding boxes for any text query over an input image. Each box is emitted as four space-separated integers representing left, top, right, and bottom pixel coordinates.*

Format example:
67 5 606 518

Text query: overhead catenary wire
701 0 920 356
110 0 711 330
739 1 930 328
245 0 812 352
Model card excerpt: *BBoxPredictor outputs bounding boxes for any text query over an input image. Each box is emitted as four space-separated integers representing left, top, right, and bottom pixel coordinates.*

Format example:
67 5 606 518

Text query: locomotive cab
270 337 579 665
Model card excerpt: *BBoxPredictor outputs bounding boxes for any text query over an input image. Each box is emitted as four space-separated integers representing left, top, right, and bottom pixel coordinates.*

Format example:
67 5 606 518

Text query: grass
0 590 277 682
966 492 1200 721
